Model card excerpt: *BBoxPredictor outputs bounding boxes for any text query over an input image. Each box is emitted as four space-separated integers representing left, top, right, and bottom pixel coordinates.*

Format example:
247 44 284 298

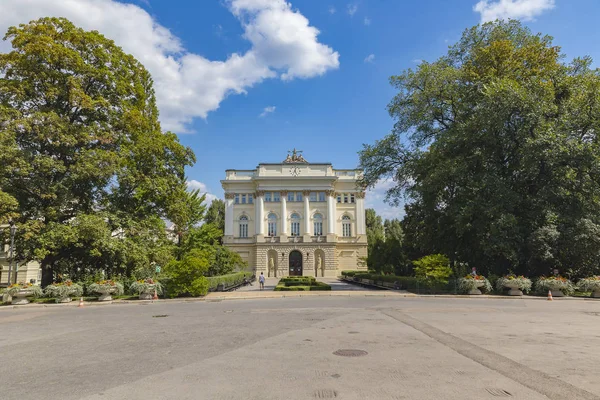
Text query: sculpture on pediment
283 148 308 164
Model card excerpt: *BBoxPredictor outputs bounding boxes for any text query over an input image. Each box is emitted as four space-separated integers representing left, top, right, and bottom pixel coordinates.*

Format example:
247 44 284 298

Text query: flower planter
139 292 153 300
97 287 117 301
11 289 34 305
469 281 485 295
551 290 565 297
504 282 523 296
57 297 72 303
592 290 600 298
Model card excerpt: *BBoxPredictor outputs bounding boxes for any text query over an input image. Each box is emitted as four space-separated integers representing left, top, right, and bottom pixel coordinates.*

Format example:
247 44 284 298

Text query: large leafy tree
359 20 600 278
0 18 195 285
205 199 225 234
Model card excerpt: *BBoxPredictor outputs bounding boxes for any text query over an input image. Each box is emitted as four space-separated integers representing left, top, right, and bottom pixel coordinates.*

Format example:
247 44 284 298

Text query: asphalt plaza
2 295 600 400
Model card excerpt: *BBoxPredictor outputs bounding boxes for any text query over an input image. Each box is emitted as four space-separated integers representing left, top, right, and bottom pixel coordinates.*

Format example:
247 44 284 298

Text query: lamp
7 220 16 285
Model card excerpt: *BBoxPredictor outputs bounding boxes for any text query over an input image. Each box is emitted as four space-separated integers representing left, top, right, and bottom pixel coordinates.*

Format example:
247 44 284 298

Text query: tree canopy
359 20 600 279
0 18 195 285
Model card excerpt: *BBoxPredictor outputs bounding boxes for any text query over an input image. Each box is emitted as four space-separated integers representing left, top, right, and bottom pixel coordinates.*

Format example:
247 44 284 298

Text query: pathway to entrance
235 277 375 292
316 277 377 291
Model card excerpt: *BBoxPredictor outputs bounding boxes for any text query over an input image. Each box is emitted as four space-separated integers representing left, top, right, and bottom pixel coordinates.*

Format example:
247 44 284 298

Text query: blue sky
2 0 600 219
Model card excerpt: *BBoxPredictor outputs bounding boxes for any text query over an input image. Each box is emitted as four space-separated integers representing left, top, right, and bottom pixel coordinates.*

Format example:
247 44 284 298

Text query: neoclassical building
221 150 368 277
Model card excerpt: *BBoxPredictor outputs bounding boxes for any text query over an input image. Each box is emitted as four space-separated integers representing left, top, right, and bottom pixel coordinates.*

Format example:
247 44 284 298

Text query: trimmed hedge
274 277 331 291
341 271 420 290
207 271 254 291
274 282 331 291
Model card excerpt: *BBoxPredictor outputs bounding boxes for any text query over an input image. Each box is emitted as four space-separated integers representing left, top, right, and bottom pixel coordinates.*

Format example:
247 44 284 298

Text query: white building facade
221 151 368 277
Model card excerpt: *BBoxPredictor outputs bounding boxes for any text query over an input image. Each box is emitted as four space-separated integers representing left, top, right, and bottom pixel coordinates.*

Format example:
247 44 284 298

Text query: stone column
355 191 366 235
224 193 235 236
326 190 336 235
280 191 288 235
302 190 311 235
255 191 265 236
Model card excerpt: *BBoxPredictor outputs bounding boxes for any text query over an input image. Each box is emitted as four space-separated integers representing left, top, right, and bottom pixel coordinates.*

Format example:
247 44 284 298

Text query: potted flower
535 276 574 297
6 282 43 305
458 275 492 295
88 280 124 301
44 280 83 303
496 275 532 296
130 278 163 300
577 276 600 298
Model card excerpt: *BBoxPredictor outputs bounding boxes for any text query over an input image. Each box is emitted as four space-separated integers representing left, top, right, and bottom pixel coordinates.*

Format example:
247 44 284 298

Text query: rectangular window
309 192 317 202
235 194 240 204
274 192 280 202
314 222 323 236
337 194 342 203
318 192 326 202
239 224 248 238
291 222 300 236
241 194 247 204
350 194 355 203
344 194 349 203
288 192 294 202
248 194 253 204
296 192 303 202
343 223 351 237
268 222 277 236
265 192 272 202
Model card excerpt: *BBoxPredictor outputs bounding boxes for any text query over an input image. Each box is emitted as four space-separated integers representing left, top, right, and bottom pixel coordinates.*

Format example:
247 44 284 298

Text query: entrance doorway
289 250 303 276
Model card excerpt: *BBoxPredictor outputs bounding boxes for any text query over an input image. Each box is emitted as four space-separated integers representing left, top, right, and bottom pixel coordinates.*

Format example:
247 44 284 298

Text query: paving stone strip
382 310 600 400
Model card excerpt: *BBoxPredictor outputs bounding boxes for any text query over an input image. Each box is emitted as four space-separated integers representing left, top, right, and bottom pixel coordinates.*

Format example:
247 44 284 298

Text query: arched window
239 215 248 238
313 213 323 236
342 215 352 237
267 213 277 236
290 213 301 236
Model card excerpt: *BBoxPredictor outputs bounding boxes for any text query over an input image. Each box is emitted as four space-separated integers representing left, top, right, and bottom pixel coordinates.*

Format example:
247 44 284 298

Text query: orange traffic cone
78 297 84 307
153 289 158 300
547 290 553 301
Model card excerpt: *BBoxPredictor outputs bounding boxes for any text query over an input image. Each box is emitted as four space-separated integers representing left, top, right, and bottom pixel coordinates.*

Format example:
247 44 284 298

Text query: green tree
0 18 194 285
205 199 225 234
359 20 600 279
365 208 384 268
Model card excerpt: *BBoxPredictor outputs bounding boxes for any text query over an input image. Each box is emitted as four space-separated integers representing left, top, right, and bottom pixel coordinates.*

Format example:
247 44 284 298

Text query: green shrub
341 270 362 277
163 248 210 297
413 254 452 288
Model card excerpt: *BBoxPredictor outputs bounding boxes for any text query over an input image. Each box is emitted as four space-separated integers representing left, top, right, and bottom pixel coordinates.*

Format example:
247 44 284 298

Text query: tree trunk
41 259 54 288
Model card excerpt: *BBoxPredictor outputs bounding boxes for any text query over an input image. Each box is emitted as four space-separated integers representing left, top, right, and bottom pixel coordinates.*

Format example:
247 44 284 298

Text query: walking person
259 272 265 290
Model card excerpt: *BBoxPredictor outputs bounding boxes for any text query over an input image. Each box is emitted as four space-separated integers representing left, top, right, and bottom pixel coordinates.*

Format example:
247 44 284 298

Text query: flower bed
496 275 532 295
458 275 492 295
535 276 574 296
45 281 83 303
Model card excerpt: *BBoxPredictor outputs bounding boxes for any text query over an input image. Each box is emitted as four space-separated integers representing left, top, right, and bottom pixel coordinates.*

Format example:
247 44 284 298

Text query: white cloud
328 6 336 14
347 3 358 16
411 59 423 64
0 0 339 133
363 17 371 26
364 54 375 63
187 180 218 204
365 178 404 220
474 0 555 23
259 105 276 117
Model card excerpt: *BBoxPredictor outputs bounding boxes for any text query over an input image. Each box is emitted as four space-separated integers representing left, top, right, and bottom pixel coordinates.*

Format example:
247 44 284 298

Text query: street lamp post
7 220 16 285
